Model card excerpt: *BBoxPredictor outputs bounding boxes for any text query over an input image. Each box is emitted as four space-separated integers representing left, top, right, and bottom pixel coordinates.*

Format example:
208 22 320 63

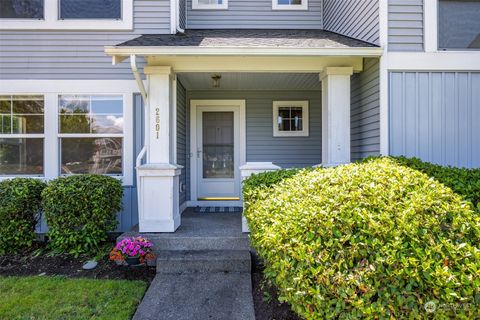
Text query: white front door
190 100 245 202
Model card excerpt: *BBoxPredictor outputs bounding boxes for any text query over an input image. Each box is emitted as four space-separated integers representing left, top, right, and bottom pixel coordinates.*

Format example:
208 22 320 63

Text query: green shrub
386 156 480 208
0 178 46 255
244 158 480 319
42 175 123 256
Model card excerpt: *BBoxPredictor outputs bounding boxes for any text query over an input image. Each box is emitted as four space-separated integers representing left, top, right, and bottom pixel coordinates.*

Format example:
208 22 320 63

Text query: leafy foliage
42 175 123 256
244 158 480 319
0 178 46 255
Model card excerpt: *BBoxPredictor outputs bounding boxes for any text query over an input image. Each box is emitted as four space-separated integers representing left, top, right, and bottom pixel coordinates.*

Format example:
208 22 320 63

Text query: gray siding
389 71 480 168
351 58 380 161
177 80 188 205
186 0 323 29
323 0 379 45
388 0 424 51
0 0 170 80
187 90 322 168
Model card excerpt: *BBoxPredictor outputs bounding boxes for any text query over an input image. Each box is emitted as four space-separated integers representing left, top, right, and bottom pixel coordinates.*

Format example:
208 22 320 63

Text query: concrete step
118 233 251 253
156 250 251 274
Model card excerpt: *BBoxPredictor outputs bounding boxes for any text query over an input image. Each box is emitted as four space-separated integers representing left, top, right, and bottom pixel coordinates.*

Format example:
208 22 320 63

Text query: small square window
272 0 308 10
438 0 480 50
0 0 44 19
273 101 309 137
193 0 228 10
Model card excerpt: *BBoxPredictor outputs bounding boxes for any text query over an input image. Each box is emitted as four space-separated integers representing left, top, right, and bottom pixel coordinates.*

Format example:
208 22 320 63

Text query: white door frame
189 100 246 207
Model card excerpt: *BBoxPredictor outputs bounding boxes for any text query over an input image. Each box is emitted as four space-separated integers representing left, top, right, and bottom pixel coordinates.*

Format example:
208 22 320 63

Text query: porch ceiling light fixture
212 74 222 88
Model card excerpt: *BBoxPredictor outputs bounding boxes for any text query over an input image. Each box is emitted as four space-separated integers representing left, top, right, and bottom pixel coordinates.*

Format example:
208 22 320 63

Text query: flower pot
125 256 141 266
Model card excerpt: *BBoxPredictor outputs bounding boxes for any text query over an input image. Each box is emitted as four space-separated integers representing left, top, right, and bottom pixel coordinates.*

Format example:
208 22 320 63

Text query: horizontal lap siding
186 0 322 29
388 0 424 51
177 81 188 206
389 71 480 168
0 0 170 80
351 58 380 161
323 0 379 45
187 90 322 169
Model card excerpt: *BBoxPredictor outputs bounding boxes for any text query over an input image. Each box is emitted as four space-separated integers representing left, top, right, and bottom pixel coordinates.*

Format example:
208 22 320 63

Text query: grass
0 276 147 320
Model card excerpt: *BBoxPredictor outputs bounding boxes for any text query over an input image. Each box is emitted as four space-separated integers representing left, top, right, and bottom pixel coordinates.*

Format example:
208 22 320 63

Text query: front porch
106 29 382 233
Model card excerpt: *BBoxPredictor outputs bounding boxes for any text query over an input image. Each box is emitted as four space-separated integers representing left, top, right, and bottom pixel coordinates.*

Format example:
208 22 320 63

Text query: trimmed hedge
0 178 46 255
244 158 480 319
42 175 123 256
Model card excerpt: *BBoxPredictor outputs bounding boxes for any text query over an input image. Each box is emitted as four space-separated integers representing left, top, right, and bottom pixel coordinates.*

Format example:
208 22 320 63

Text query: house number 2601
155 108 160 139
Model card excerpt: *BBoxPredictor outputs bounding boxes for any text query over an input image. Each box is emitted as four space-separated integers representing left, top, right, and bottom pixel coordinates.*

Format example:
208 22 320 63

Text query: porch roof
105 29 382 59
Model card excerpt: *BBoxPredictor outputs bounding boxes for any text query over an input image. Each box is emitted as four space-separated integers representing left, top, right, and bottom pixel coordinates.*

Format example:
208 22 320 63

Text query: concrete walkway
128 209 255 320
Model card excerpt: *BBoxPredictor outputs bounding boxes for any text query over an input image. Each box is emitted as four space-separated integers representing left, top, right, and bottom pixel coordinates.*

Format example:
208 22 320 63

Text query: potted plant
110 236 155 266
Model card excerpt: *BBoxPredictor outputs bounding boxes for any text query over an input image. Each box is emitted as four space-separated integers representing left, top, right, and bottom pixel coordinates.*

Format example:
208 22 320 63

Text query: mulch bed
0 243 156 284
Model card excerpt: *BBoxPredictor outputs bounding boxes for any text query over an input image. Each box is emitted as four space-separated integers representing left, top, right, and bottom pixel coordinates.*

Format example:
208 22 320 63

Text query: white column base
137 163 183 233
240 162 282 233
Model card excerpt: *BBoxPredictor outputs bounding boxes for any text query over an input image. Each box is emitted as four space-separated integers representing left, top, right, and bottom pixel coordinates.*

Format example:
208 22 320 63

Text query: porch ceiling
177 72 321 91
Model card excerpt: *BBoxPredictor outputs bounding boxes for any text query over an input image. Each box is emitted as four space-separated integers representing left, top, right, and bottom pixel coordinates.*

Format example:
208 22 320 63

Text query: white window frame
272 0 308 11
192 0 228 10
0 80 137 186
0 0 133 30
0 95 46 177
272 101 309 137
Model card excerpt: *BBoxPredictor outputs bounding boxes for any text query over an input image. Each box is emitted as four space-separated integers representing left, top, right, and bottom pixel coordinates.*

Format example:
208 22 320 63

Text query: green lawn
0 276 147 320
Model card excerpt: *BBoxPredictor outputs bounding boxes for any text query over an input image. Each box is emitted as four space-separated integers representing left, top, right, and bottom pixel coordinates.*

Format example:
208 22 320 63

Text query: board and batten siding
389 71 480 168
323 0 379 45
0 0 170 80
351 58 380 161
186 0 323 29
177 80 188 206
187 90 322 169
388 0 424 51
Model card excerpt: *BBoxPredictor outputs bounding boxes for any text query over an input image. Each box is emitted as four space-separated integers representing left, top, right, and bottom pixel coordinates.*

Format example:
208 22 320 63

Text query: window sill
0 19 133 30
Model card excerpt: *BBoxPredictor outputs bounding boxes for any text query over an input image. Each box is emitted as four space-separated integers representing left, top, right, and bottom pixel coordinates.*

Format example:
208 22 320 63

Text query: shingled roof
115 29 378 48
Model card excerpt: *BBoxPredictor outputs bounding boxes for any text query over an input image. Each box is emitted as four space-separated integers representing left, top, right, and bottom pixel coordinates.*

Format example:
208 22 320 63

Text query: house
0 0 478 233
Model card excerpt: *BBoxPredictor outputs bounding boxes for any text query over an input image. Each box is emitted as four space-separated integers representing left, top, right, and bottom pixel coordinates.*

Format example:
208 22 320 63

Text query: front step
156 250 251 274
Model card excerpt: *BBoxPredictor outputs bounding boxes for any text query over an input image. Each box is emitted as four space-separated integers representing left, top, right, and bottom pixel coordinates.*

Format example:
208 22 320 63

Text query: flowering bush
110 237 155 264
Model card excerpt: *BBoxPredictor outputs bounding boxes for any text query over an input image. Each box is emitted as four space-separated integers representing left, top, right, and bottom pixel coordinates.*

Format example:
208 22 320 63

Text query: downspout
130 55 148 198
176 0 185 33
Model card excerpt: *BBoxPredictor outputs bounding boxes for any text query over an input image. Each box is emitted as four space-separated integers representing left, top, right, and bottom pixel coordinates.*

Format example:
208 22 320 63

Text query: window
0 96 44 176
438 0 480 50
58 95 123 175
0 0 44 19
272 0 308 10
0 0 132 30
273 101 309 137
192 0 228 10
59 0 121 20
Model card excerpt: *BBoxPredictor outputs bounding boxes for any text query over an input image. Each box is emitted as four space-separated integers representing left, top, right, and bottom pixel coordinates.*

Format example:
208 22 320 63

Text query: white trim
192 0 228 10
171 0 178 33
0 80 137 186
0 0 133 30
424 0 438 52
272 101 309 137
379 0 389 155
388 52 480 71
272 0 308 10
190 100 246 202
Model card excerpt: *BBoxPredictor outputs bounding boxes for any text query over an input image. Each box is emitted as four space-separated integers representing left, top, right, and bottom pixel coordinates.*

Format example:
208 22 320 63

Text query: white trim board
388 52 480 71
189 100 246 202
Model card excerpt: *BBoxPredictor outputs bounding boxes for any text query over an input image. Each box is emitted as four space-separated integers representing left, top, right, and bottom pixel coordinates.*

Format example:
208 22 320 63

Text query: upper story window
0 0 132 30
438 0 480 50
193 0 228 10
0 0 44 19
272 0 308 11
59 0 121 20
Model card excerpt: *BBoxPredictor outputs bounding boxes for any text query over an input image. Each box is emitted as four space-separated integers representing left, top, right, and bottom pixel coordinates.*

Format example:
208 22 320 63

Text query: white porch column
320 67 353 166
137 66 182 232
240 162 281 233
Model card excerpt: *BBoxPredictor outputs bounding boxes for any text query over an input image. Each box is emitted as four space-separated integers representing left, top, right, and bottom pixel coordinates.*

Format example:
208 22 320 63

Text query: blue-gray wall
389 71 480 168
177 80 188 206
186 0 323 29
388 0 424 51
323 0 379 45
186 90 322 169
0 0 170 80
351 58 380 161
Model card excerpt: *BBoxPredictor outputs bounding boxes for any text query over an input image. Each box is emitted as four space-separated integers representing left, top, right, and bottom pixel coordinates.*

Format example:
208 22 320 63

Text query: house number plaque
155 107 160 139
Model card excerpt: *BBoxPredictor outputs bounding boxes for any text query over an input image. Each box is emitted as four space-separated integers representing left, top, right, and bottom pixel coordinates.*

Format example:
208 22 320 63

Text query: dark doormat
193 207 243 213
